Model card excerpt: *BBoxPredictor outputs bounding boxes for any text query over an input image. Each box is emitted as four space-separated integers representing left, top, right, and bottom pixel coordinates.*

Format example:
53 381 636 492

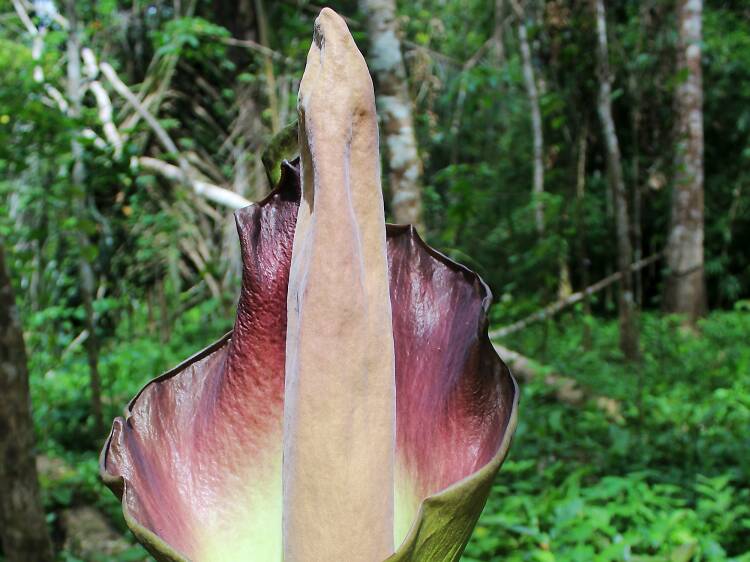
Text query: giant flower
101 8 518 562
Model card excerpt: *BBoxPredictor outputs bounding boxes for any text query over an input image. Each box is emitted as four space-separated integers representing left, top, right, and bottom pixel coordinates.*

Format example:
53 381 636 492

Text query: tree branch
138 157 251 210
494 343 621 419
490 253 663 339
82 48 123 157
100 62 182 158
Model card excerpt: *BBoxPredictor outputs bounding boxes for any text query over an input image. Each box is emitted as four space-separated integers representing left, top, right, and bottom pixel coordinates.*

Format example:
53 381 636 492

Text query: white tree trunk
666 0 706 323
512 0 545 234
359 0 424 230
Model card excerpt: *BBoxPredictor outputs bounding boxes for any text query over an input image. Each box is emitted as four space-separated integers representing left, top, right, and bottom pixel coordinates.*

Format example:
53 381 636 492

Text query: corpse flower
100 8 518 562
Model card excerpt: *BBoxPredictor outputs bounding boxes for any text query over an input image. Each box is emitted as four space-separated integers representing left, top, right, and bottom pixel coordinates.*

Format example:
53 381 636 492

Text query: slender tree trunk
66 0 104 436
254 0 280 133
604 162 614 310
629 73 643 306
593 0 639 360
157 277 171 343
575 120 592 349
630 3 650 307
493 0 506 64
631 118 643 306
557 255 572 299
0 243 55 562
359 0 424 231
511 0 544 235
718 184 742 306
666 0 706 323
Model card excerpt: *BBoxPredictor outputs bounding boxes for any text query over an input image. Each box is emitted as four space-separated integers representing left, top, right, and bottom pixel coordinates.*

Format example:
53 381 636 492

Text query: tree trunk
66 0 104 436
511 0 544 235
593 0 640 360
631 125 643 306
359 0 424 231
575 120 592 349
492 343 621 419
666 0 706 323
0 242 55 562
629 3 649 307
493 0 506 64
628 73 643 307
254 0 280 133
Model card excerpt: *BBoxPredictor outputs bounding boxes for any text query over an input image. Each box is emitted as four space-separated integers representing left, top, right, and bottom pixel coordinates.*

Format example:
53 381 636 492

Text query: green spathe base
386 378 519 562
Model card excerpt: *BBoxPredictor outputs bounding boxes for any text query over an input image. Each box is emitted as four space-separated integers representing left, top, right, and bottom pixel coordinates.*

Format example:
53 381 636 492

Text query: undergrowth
24 304 750 561
465 309 750 561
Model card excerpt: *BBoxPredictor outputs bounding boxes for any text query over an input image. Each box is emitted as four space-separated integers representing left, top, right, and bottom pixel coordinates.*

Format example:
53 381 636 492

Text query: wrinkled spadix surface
101 8 517 562
283 8 396 562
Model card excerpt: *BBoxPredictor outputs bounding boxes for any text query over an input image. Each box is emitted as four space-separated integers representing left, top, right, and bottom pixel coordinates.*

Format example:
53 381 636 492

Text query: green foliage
28 298 232 449
464 311 750 561
152 16 230 60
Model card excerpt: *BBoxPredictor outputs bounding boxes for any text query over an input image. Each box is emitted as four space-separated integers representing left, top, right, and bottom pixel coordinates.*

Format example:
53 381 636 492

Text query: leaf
670 542 698 562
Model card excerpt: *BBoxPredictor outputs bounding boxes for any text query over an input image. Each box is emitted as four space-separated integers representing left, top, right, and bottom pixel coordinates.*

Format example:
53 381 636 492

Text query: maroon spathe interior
387 225 514 497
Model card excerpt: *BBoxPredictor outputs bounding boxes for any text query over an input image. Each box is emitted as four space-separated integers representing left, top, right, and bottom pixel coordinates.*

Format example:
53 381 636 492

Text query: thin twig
221 37 295 65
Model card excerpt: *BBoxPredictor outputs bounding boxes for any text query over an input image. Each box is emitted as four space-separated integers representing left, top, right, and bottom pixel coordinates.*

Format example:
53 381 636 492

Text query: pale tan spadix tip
313 8 352 48
298 6 377 152
305 7 370 79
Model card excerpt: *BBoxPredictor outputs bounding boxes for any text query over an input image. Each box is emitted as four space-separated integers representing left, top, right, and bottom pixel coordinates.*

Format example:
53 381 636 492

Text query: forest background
0 0 749 560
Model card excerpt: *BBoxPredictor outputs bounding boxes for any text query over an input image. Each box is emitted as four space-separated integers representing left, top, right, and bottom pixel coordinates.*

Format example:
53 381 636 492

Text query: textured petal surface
100 160 518 562
386 226 519 560
100 162 301 562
